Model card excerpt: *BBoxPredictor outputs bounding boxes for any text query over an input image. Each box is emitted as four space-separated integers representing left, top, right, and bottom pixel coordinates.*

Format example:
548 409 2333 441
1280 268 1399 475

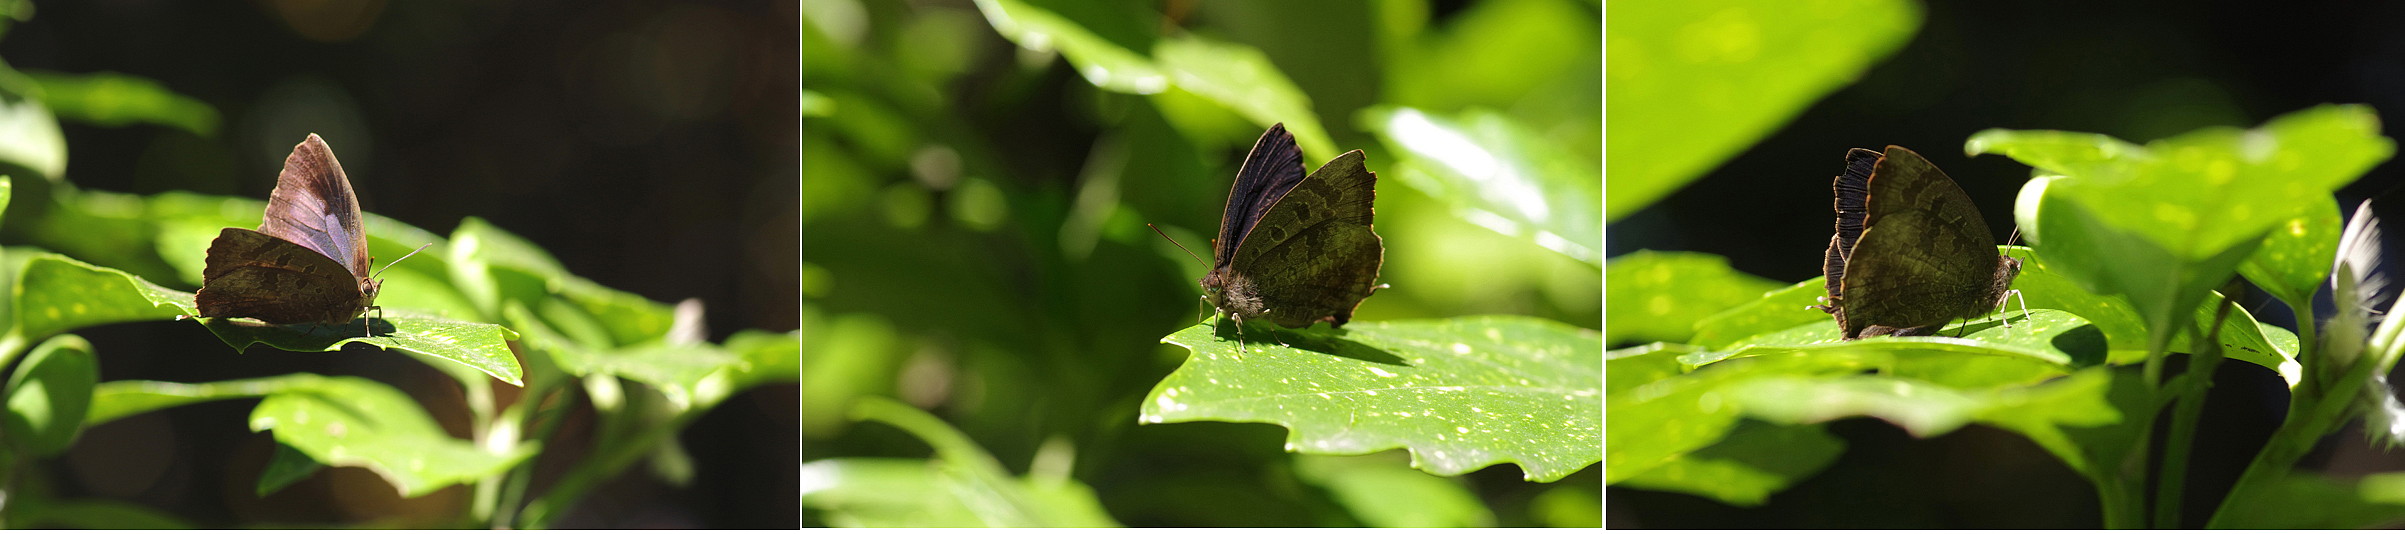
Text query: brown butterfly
1813 145 2022 339
1199 124 1386 328
196 134 398 333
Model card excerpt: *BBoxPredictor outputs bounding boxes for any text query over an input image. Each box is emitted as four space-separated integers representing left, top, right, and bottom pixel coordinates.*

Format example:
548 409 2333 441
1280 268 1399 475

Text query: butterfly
1199 124 1386 329
1813 145 2022 339
196 134 408 335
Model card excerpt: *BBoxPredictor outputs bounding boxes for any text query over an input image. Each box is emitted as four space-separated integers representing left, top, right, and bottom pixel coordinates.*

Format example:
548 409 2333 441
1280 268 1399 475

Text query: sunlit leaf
26 70 220 136
1607 0 1919 221
1366 107 1600 264
1152 316 1601 482
4 335 97 456
1605 250 1783 345
249 374 536 497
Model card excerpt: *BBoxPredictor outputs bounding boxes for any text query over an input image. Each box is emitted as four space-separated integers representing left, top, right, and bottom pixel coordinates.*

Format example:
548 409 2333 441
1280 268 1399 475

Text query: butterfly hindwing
1226 149 1382 328
1832 146 2009 338
196 227 369 325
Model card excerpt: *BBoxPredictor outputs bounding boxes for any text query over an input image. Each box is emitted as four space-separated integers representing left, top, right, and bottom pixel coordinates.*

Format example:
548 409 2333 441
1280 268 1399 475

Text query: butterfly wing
1817 148 1882 331
258 134 373 283
195 227 370 324
1213 123 1309 266
1837 146 2004 338
1226 149 1383 328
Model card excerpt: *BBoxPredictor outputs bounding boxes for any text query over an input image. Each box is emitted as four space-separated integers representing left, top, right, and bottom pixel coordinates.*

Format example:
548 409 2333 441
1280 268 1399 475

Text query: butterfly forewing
258 134 372 280
1213 123 1309 267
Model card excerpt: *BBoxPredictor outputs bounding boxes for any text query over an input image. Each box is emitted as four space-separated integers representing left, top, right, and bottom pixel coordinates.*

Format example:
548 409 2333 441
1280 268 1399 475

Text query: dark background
0 0 797 528
1608 0 2405 528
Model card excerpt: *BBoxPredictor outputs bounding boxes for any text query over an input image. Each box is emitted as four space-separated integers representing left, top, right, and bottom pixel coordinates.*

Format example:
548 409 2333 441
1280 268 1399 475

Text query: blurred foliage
1605 1 2405 528
1605 0 1919 222
803 0 1598 527
0 7 799 528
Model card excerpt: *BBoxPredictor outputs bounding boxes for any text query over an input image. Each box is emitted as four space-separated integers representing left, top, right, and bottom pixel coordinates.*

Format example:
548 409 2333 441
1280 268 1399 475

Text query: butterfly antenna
1148 223 1209 267
373 242 437 279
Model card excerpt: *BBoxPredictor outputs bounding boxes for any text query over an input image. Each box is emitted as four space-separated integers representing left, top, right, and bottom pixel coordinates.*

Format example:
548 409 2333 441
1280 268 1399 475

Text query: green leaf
197 309 523 387
12 499 193 529
2215 472 2405 529
802 458 988 527
1153 35 1336 161
85 375 312 427
1606 0 1919 221
1150 316 1600 482
1607 344 1857 482
4 334 97 456
1970 105 2394 340
1605 250 1783 345
255 442 324 496
15 253 190 341
1686 279 1830 348
556 275 678 348
1613 421 1843 506
970 0 1165 94
1293 453 1495 527
1365 107 1602 264
249 374 535 497
838 397 1121 527
1972 105 2392 261
24 70 220 136
0 93 64 181
2238 198 2343 311
1529 482 1603 527
1975 368 2124 476
1681 310 2092 388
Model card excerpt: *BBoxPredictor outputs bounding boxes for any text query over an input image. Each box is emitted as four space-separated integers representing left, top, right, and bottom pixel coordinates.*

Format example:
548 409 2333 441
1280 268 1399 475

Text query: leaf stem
2153 295 2235 528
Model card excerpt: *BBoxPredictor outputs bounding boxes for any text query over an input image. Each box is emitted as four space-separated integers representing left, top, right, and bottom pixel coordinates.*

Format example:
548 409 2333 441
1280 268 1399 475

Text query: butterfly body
1814 145 2021 339
196 134 383 328
1201 124 1384 329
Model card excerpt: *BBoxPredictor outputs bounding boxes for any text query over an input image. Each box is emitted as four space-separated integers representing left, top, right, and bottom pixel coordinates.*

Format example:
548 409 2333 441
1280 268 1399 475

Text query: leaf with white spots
1147 316 1601 482
248 374 534 497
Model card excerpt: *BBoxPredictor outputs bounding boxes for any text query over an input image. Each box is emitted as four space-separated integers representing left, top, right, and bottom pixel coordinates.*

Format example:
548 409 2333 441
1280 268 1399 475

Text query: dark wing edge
1213 123 1308 267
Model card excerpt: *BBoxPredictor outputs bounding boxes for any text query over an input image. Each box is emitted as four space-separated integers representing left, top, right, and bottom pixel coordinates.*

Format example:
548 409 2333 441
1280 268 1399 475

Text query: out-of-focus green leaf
1293 453 1495 527
1154 35 1335 161
1366 107 1600 264
249 374 536 498
801 458 986 527
1605 250 1783 345
1150 316 1601 481
837 397 1121 527
25 70 220 136
255 443 324 496
12 499 194 529
971 0 1165 94
0 93 64 181
1607 0 1919 221
2214 472 2405 529
4 335 97 456
1613 422 1843 506
85 375 314 427
2238 198 2343 312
